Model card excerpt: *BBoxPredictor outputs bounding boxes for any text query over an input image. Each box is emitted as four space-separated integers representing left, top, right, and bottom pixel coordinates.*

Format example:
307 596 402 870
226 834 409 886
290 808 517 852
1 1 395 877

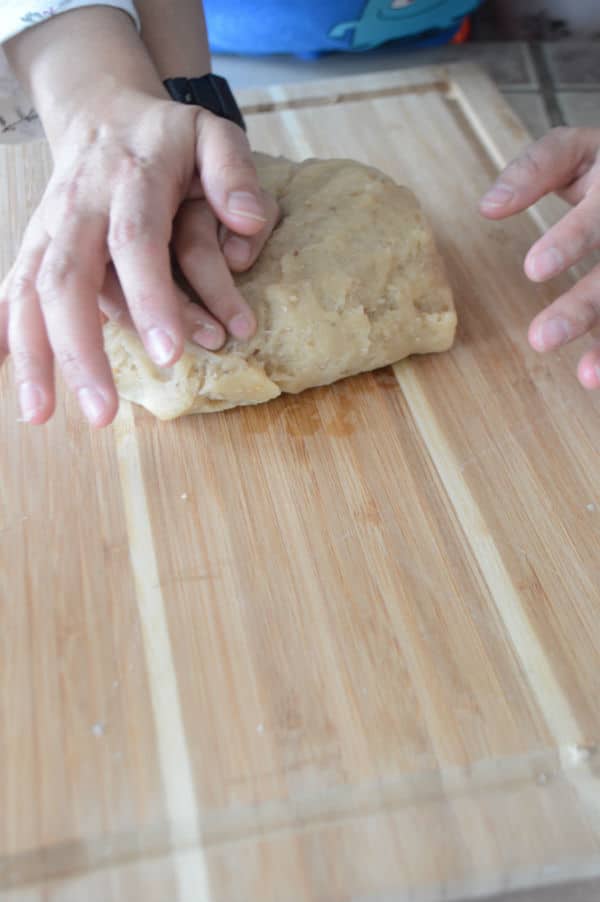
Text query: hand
0 93 278 427
98 187 279 346
480 127 600 390
0 6 278 427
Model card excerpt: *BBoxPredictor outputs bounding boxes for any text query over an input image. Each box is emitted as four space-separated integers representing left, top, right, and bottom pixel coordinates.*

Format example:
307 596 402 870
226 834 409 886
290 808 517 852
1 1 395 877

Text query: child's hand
481 127 600 390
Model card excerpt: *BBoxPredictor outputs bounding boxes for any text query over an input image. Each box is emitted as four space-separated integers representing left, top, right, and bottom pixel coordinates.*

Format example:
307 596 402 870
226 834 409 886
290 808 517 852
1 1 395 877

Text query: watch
163 74 246 131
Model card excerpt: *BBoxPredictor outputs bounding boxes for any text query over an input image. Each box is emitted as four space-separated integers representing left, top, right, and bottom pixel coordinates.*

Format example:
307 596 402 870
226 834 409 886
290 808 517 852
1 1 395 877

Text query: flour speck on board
180 493 189 501
564 743 598 765
256 723 265 735
586 503 596 513
91 722 106 737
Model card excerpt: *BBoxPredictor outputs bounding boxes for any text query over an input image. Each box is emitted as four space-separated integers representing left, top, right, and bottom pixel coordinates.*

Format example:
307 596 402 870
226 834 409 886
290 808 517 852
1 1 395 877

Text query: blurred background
2 0 598 144
473 0 600 39
204 0 599 142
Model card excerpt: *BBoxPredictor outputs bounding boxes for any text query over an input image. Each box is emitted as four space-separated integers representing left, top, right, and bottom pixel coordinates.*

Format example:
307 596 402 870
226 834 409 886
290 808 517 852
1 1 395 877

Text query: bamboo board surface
1 63 600 902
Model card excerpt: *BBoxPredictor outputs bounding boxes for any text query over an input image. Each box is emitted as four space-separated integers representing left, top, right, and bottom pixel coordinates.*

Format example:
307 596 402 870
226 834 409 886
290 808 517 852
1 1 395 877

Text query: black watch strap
163 74 246 131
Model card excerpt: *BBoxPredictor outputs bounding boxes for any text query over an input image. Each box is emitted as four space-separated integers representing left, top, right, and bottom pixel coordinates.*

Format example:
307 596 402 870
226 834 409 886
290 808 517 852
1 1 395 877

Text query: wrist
5 6 166 146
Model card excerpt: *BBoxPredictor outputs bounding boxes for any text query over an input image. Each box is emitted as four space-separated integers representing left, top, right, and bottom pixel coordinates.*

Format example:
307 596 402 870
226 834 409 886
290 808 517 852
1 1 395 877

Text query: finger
174 200 256 341
181 299 227 349
6 225 56 423
578 344 600 390
197 114 267 236
36 214 118 427
98 264 132 327
525 193 600 281
220 190 280 272
100 263 226 351
108 164 185 367
528 263 600 353
1 221 42 367
0 277 10 367
480 127 586 219
9 277 54 425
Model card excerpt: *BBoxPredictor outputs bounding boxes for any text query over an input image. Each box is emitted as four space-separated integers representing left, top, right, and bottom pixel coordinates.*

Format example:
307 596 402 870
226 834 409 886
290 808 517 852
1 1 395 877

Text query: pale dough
103 154 456 419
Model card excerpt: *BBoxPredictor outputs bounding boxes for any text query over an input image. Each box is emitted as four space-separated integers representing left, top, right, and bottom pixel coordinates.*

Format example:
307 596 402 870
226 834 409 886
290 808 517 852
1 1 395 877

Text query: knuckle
514 146 544 180
49 178 79 212
36 252 76 300
574 297 600 330
47 168 89 219
108 209 155 252
567 220 589 252
125 289 164 317
117 150 152 177
216 150 255 186
516 128 576 178
10 267 37 300
55 346 83 381
11 348 39 374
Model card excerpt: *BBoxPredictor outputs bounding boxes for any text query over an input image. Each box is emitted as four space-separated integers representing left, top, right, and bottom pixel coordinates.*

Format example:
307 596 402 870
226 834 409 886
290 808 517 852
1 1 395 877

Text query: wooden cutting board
2 62 600 902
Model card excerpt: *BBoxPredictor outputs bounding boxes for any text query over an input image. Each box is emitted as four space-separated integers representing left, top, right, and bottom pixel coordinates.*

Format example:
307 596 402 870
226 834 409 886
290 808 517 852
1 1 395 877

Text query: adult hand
0 7 278 427
481 127 600 390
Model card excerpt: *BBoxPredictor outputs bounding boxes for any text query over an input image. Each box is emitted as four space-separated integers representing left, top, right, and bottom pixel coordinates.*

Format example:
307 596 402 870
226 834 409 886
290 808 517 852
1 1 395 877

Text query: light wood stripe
113 403 211 901
394 361 584 748
268 85 315 159
396 362 600 839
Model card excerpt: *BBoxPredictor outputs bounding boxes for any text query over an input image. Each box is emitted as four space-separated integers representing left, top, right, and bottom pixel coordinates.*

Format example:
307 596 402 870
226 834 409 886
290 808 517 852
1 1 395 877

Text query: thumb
480 127 587 220
196 112 267 236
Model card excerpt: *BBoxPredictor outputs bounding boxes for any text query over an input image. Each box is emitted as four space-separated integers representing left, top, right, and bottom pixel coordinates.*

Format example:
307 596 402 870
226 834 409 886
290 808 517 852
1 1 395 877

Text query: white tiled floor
214 41 537 90
215 40 600 139
557 91 600 127
214 44 551 140
501 91 551 138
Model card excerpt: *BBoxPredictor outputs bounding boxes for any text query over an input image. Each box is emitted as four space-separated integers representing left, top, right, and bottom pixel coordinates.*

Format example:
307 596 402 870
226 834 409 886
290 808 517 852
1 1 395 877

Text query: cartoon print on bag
330 0 476 50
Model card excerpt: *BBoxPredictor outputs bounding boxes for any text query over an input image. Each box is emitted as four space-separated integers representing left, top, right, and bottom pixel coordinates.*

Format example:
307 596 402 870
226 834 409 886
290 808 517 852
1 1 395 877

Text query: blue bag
205 0 484 57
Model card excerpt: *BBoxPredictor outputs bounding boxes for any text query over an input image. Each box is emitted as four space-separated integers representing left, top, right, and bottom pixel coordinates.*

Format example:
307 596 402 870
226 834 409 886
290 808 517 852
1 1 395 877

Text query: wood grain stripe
241 80 448 117
396 360 600 842
394 361 584 747
113 403 211 901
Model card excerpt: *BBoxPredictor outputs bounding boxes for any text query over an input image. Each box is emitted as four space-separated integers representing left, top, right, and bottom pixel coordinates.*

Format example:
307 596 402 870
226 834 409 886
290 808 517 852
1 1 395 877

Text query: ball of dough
103 154 456 419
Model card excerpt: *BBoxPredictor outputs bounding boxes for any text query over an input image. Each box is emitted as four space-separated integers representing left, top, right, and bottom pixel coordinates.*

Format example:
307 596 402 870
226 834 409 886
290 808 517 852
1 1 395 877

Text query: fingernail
19 381 43 421
146 328 175 366
227 191 267 223
534 317 571 351
481 183 515 208
528 247 564 281
224 235 251 266
78 387 106 424
228 313 255 340
193 323 224 351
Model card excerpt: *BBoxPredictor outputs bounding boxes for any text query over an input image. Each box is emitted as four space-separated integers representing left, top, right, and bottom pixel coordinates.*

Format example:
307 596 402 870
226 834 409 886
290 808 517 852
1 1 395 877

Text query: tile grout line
528 42 566 127
113 403 212 902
